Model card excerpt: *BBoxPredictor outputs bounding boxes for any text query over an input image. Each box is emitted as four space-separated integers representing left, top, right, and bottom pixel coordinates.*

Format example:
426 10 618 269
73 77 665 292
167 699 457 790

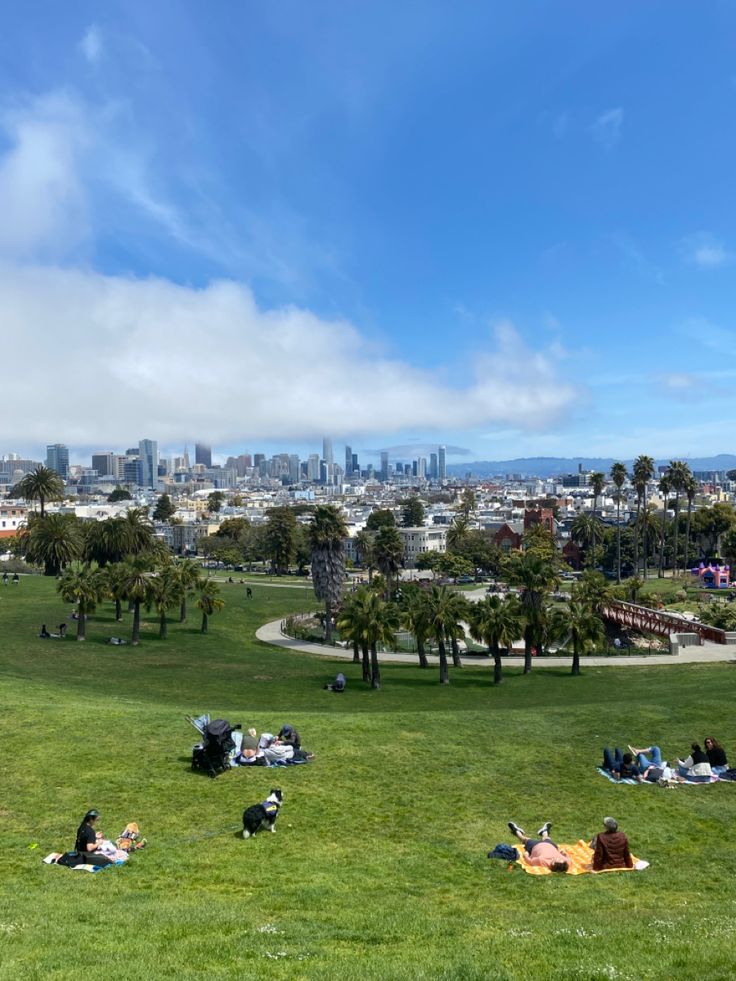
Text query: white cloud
681 232 731 268
0 92 90 258
80 25 103 65
0 265 576 447
590 107 623 150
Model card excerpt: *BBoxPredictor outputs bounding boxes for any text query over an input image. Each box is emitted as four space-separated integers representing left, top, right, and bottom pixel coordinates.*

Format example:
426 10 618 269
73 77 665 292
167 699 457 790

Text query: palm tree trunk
685 502 693 571
370 641 381 689
591 494 597 557
77 611 86 641
571 641 580 676
361 642 370 683
417 635 428 668
673 493 681 574
324 599 333 643
160 612 167 640
616 497 622 583
642 489 649 579
352 640 360 663
492 642 503 685
450 635 462 667
634 495 641 576
180 598 187 622
132 600 141 645
201 612 208 634
658 503 667 578
115 598 122 621
438 638 449 685
523 623 533 674
40 496 45 518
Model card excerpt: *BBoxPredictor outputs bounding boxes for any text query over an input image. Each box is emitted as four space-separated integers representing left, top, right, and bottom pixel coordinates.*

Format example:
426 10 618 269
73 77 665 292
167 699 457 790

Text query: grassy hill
1 576 736 979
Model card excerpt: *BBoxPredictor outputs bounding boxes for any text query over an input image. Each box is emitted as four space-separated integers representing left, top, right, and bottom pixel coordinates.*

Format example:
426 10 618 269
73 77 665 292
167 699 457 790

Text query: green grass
2 579 736 979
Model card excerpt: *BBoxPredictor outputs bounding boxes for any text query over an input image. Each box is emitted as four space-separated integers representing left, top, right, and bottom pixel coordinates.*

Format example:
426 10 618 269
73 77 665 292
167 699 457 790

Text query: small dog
242 788 283 838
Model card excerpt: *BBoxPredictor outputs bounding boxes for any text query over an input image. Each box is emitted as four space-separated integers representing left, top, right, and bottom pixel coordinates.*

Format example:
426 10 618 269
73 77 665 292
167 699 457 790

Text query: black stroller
187 714 242 778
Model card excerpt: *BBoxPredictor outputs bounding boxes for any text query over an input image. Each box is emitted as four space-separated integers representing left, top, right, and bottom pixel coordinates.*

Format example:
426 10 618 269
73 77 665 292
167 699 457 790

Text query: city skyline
3 6 736 459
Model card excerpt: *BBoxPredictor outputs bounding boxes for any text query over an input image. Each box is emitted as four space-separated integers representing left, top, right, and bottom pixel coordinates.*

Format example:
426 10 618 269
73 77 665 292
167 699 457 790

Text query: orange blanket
517 839 644 876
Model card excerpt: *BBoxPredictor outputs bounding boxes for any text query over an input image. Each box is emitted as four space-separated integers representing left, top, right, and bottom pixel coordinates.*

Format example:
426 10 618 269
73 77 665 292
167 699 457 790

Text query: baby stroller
187 714 242 778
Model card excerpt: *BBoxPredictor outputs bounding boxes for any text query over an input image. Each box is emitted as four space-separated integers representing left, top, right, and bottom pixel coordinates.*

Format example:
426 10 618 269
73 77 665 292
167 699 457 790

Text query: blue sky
2 2 736 464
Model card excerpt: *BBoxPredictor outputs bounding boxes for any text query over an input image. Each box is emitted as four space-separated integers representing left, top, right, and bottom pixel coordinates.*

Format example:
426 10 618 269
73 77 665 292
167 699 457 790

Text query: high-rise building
288 454 300 484
418 457 427 479
138 439 159 488
430 453 438 480
195 443 212 468
254 453 266 469
322 438 333 468
438 445 446 481
307 454 320 481
352 453 359 473
46 444 69 479
344 445 353 476
92 452 115 477
380 451 389 482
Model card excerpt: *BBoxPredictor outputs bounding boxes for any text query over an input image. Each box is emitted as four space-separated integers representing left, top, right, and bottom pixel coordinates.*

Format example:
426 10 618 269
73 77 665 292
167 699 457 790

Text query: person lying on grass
590 817 634 871
508 821 569 872
602 747 643 781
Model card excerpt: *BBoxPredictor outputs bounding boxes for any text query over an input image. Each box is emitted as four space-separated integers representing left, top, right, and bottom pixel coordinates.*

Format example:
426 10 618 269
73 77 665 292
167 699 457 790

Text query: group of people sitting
49 809 146 869
38 623 67 639
234 724 315 766
602 737 728 783
508 817 633 872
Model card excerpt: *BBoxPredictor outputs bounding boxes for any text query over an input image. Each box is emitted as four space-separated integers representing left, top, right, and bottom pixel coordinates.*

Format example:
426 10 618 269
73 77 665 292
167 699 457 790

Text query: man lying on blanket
509 817 634 873
508 820 570 872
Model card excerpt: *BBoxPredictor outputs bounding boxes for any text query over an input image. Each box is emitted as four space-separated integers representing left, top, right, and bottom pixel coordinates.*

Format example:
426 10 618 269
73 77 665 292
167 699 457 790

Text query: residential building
398 526 447 568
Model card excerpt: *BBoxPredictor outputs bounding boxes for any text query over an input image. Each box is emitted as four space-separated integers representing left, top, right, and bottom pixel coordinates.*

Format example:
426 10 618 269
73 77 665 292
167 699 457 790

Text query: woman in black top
74 809 113 867
704 736 728 773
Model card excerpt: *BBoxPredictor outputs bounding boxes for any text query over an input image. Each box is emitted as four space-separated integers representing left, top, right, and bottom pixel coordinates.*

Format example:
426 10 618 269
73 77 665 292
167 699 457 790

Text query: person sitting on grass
591 817 634 871
507 820 569 872
676 743 713 782
602 747 642 781
324 672 346 692
39 624 51 639
704 737 728 774
74 809 114 868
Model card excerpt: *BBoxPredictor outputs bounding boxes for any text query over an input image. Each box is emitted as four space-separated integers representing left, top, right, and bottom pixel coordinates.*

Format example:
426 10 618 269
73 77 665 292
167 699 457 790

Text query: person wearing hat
592 817 633 871
74 809 114 867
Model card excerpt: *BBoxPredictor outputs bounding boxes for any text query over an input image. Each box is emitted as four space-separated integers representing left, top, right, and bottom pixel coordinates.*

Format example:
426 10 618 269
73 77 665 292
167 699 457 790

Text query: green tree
522 524 557 563
456 488 476 520
362 591 400 689
265 506 297 574
399 584 431 668
610 462 628 583
446 515 470 553
683 474 698 571
309 504 348 643
373 525 404 598
120 554 155 645
22 513 83 576
196 579 225 633
590 472 606 556
633 455 655 577
354 529 375 579
174 558 203 622
657 474 672 578
573 571 614 613
337 587 371 681
216 517 249 541
122 508 156 556
551 599 605 675
57 563 104 641
84 517 134 567
16 465 64 517
469 593 523 684
365 509 396 531
104 562 128 621
401 496 426 528
152 494 176 522
107 486 132 502
570 513 604 559
207 491 226 513
505 551 559 673
668 460 692 573
146 566 183 639
424 585 464 684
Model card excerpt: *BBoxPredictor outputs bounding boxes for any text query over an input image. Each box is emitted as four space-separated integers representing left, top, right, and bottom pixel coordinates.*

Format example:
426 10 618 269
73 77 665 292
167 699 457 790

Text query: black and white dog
242 788 283 838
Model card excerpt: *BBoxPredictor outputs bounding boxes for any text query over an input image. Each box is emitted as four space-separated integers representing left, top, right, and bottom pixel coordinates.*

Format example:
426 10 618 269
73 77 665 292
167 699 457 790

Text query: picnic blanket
597 767 720 786
517 840 648 876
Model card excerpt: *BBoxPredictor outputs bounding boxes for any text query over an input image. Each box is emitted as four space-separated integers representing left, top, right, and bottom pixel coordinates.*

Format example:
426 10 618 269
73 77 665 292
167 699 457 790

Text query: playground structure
690 562 730 589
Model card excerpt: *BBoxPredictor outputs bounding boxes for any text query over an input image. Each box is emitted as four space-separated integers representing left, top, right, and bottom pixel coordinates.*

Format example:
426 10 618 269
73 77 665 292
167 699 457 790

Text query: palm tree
657 474 672 578
469 594 523 684
446 591 469 667
610 463 627 583
573 571 614 613
16 465 64 517
372 525 404 598
505 551 559 673
336 590 365 665
361 591 400 689
146 567 183 639
121 508 156 556
120 555 154 645
668 461 692 574
424 585 464 684
633 456 655 578
354 530 375 580
683 474 697 572
401 588 430 668
175 559 202 622
309 505 348 643
104 562 128 621
23 513 83 576
84 517 134 566
57 563 104 640
196 579 225 634
551 599 604 675
590 472 606 556
447 515 470 553
570 513 604 562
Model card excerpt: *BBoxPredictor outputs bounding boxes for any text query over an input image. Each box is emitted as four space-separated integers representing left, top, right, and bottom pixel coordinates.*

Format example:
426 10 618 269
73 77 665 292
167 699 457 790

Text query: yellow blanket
517 839 644 876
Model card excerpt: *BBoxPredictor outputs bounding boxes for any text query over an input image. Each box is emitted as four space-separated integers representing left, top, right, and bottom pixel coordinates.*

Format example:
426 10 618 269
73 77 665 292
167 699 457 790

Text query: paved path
255 619 736 667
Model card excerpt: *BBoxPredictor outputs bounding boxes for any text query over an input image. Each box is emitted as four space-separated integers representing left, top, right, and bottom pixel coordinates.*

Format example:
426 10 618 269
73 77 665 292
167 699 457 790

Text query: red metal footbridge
599 600 727 645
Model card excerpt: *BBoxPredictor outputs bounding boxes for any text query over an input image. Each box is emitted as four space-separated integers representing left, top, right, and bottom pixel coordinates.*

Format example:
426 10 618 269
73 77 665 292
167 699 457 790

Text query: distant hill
446 455 736 479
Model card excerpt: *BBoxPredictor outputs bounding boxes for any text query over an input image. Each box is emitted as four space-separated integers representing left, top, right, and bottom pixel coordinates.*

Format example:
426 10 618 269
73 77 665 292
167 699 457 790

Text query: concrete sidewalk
255 619 736 667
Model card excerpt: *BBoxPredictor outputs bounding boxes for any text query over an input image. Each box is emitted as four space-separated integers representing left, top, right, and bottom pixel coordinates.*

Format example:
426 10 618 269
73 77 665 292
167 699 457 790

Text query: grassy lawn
2 578 736 979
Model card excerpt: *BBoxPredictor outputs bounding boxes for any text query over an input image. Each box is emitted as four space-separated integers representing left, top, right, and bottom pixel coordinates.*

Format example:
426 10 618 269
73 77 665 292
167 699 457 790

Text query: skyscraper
438 445 446 481
46 444 69 479
380 450 389 482
344 445 353 476
322 437 333 468
307 454 320 481
92 452 115 477
195 443 212 467
138 439 159 488
430 453 438 480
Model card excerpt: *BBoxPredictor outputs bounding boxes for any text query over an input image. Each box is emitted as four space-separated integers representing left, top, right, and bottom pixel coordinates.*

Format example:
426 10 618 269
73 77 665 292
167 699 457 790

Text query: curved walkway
255 619 736 667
